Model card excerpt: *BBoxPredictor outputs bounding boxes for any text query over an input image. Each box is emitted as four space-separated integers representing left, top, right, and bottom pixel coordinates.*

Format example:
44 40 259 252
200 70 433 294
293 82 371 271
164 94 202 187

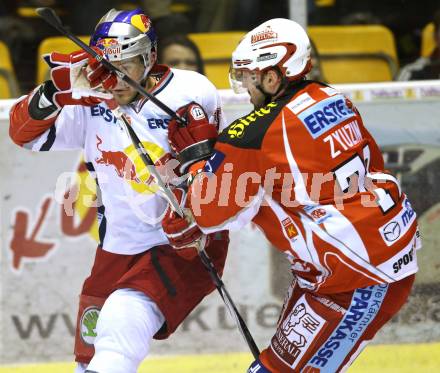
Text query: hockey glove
168 102 218 173
162 187 206 259
43 48 117 109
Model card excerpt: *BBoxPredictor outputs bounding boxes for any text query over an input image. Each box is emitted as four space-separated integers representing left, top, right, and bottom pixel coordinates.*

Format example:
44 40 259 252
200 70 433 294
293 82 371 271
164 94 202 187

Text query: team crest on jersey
80 306 100 345
271 295 325 368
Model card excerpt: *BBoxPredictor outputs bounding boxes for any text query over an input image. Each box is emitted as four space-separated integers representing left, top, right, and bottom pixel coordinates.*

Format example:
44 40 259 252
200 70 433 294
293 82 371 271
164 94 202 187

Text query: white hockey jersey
23 66 225 255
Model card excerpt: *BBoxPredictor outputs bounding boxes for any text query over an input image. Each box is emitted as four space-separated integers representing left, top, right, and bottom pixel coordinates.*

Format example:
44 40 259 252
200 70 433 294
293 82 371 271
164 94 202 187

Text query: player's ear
263 69 282 91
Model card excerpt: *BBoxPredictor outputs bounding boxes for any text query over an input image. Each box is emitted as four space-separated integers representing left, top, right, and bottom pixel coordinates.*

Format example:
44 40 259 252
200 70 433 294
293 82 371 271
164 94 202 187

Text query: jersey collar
131 64 174 113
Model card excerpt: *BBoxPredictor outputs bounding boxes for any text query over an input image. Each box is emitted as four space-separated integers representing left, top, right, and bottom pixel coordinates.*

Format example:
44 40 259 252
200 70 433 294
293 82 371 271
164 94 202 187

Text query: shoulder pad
218 100 286 149
219 80 316 149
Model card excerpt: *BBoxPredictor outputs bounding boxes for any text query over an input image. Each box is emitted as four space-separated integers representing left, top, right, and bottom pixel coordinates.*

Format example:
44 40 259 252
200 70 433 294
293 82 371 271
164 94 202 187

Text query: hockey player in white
9 8 229 373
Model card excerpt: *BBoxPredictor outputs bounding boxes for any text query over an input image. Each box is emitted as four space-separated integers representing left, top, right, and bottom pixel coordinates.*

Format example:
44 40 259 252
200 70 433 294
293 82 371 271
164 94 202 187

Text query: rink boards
0 81 440 364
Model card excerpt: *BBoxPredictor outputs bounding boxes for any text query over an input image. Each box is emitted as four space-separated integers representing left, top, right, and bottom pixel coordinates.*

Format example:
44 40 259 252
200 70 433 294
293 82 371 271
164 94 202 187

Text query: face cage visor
95 35 155 81
229 67 262 94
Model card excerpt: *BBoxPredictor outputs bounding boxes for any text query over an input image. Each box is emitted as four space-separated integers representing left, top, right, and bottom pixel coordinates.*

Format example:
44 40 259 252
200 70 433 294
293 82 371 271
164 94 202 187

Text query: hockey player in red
9 8 229 373
162 18 419 372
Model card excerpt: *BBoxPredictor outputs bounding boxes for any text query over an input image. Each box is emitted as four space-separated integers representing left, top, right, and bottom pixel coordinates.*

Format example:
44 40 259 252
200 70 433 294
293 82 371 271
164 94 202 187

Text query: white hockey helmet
230 18 312 93
90 8 157 75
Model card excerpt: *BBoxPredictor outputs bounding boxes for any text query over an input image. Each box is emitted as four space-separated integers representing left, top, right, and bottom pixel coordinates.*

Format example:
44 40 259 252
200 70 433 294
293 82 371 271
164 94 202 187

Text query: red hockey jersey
189 80 419 294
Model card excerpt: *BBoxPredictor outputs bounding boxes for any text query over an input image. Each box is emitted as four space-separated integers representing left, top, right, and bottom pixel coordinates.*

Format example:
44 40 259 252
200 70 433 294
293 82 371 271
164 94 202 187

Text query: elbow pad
9 82 60 146
28 80 60 120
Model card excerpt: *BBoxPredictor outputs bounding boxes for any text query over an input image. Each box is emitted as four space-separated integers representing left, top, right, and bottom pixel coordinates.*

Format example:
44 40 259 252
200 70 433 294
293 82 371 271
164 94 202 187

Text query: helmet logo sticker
257 53 278 62
234 59 253 67
251 25 278 45
96 38 122 60
131 14 151 33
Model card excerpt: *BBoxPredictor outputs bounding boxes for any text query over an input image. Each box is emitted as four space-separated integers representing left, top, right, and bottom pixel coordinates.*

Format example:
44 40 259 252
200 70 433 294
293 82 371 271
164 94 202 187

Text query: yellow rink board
1 343 439 372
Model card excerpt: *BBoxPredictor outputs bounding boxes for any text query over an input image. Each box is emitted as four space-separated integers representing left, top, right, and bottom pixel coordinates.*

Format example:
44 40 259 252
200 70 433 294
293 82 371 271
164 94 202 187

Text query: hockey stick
36 7 260 359
113 106 260 359
195 239 261 359
108 102 184 216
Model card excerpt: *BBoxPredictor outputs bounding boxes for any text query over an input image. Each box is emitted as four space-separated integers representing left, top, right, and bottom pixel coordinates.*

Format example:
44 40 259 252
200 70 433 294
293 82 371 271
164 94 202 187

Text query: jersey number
333 145 396 213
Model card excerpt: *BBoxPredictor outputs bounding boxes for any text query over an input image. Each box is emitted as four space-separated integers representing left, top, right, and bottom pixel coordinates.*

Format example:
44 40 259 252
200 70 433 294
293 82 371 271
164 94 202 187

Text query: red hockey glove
43 48 117 108
168 102 218 173
162 187 205 254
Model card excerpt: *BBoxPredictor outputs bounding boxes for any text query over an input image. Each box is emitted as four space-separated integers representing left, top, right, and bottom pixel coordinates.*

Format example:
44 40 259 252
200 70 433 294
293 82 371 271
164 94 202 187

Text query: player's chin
248 90 265 109
250 96 265 110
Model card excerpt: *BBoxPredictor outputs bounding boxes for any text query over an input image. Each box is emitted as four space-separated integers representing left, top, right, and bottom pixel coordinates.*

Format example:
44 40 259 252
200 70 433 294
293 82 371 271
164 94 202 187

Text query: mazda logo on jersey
379 197 417 246
383 221 401 242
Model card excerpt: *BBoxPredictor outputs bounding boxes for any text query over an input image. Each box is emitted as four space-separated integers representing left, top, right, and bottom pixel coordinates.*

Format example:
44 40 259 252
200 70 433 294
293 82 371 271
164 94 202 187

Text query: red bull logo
95 135 141 183
140 14 151 30
96 38 122 59
130 14 151 33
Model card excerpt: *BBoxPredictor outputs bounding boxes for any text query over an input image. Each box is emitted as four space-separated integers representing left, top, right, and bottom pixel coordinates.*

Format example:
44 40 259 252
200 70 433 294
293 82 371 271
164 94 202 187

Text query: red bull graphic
94 135 177 192
95 135 141 183
130 14 151 33
96 38 122 59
